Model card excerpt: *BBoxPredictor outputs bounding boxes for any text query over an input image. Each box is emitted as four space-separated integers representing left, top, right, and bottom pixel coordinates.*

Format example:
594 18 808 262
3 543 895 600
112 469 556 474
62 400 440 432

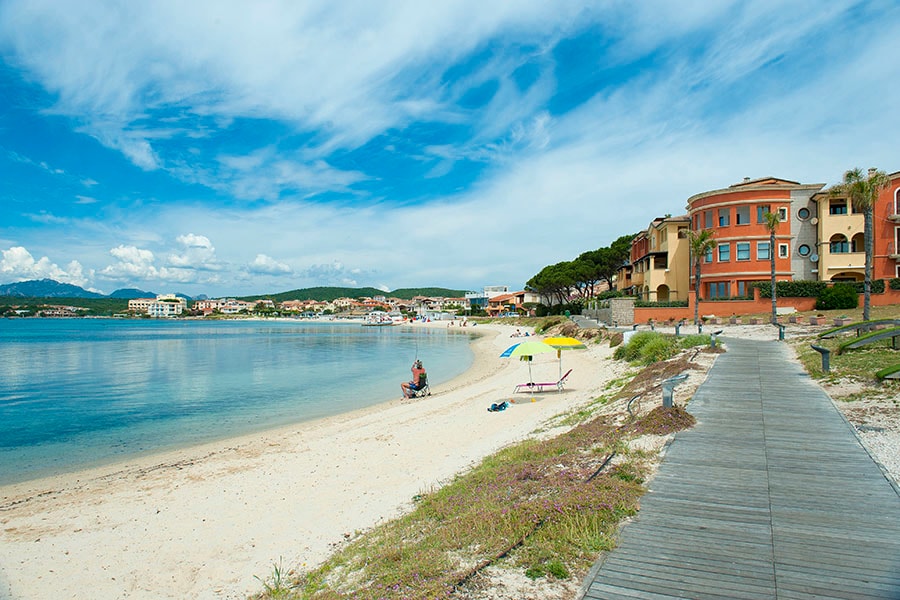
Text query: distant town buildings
128 294 186 317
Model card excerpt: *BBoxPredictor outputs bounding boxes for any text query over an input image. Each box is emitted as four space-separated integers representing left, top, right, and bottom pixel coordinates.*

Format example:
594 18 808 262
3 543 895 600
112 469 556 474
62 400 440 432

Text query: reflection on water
0 319 474 485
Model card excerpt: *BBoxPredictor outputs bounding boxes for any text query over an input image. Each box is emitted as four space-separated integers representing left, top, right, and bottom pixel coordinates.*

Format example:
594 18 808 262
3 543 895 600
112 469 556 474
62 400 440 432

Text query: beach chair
514 369 572 394
408 372 431 398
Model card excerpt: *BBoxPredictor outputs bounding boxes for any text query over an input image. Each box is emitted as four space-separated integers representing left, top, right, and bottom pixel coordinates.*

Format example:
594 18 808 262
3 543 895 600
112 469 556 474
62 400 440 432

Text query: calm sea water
0 318 476 486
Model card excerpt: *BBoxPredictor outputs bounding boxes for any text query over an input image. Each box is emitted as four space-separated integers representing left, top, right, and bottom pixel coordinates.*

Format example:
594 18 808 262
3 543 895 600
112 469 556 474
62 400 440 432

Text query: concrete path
580 337 900 599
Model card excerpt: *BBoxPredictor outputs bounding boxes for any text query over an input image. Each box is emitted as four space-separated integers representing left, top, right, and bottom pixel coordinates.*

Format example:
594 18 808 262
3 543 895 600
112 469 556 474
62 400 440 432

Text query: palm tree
830 168 890 321
763 211 780 324
680 228 716 328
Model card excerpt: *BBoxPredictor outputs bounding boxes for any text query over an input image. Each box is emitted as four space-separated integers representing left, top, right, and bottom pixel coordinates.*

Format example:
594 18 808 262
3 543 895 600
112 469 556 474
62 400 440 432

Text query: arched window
830 234 849 254
895 187 900 215
851 233 865 253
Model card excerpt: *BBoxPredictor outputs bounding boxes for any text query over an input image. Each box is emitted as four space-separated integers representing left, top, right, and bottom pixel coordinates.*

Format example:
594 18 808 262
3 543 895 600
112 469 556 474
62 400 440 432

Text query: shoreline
0 322 629 600
0 317 476 488
0 320 489 494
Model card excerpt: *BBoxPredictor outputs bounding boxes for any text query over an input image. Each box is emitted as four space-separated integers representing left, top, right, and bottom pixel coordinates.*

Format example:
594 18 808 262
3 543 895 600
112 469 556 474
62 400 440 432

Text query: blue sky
2 1 899 297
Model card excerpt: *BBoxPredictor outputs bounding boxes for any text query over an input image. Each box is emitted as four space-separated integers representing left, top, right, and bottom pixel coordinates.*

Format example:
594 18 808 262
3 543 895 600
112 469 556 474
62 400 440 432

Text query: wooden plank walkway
580 337 900 599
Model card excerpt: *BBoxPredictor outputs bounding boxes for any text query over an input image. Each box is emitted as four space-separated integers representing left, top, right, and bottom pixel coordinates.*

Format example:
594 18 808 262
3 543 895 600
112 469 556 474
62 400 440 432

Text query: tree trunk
694 259 701 326
864 206 873 321
770 229 777 324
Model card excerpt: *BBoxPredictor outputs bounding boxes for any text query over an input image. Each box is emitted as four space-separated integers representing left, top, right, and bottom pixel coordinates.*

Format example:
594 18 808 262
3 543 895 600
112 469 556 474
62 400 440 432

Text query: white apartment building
129 294 187 317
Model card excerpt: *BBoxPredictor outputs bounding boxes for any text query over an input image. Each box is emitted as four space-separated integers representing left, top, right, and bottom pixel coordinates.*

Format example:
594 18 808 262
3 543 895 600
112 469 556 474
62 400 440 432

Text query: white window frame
778 243 789 258
777 207 788 221
718 242 730 262
736 242 751 261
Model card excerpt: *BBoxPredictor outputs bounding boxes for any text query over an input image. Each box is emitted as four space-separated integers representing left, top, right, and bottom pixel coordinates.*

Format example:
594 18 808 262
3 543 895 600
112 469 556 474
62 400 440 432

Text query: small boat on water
363 311 401 326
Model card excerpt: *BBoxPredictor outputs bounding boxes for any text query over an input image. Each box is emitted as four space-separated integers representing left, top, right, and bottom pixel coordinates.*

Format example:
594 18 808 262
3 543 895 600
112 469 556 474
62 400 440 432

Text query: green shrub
677 334 711 348
638 336 677 364
613 331 658 362
614 331 711 365
816 283 859 310
536 301 583 317
613 331 682 364
753 280 826 298
850 279 885 294
596 290 624 300
534 316 564 333
634 300 689 308
890 278 900 291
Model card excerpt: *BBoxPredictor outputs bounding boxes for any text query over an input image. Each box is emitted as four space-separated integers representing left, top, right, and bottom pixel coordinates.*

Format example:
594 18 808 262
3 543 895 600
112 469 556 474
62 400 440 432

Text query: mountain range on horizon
0 278 469 303
0 279 160 299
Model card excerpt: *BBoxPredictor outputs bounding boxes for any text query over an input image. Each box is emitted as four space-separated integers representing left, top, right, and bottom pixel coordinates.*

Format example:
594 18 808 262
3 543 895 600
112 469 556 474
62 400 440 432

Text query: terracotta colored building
874 170 900 281
685 177 823 299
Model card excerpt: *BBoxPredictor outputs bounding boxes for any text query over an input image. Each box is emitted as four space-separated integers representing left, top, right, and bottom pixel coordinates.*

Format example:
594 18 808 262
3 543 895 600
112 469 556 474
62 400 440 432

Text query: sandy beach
0 323 630 600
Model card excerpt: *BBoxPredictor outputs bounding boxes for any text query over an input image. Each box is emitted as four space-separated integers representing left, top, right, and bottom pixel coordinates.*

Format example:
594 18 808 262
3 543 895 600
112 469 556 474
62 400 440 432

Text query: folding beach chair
408 372 431 398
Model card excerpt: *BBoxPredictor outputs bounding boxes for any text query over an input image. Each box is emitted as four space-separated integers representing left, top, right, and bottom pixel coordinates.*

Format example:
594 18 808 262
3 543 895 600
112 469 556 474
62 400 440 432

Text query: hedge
752 280 825 298
635 300 689 308
850 279 885 294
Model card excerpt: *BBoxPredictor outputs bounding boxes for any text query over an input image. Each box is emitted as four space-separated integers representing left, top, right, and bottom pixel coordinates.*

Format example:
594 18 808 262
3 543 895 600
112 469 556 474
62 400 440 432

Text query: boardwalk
581 337 900 599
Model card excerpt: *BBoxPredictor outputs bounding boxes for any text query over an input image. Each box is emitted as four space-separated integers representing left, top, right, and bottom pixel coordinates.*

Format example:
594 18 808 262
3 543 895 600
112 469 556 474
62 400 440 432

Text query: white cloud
177 233 213 249
248 254 292 275
299 261 362 287
3 0 899 298
0 246 90 286
167 233 220 269
99 245 159 281
0 1 583 179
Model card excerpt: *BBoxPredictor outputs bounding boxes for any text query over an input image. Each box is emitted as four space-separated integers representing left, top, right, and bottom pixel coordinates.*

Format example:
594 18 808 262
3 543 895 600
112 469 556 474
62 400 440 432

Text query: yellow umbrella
543 336 587 379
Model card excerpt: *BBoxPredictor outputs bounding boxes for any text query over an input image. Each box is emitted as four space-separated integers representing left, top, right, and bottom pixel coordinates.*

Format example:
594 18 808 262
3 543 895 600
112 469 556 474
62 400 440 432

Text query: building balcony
888 213 900 222
888 242 900 261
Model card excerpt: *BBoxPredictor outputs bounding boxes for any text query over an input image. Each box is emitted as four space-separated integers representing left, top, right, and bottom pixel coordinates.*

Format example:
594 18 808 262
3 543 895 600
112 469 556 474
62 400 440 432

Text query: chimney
743 177 751 183
868 167 877 177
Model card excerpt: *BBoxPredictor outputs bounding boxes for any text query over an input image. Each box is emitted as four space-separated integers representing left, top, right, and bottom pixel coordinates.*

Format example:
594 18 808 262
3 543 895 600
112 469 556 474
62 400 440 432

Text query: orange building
874 170 900 281
685 177 823 300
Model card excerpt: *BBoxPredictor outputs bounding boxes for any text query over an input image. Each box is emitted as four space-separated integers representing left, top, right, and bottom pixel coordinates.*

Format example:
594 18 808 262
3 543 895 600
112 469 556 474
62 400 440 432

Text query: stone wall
585 297 635 326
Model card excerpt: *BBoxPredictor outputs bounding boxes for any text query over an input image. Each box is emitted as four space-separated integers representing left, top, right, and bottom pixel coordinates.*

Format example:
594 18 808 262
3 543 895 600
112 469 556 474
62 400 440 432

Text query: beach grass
253 348 703 599
794 334 900 385
263 410 691 599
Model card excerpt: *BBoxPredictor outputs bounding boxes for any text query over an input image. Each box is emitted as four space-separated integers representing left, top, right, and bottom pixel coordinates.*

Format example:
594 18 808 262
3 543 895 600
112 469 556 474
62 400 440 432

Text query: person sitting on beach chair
401 360 429 398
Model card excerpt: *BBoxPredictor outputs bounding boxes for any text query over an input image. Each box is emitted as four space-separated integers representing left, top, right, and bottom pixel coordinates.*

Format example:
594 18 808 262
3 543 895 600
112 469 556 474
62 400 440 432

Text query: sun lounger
514 369 572 393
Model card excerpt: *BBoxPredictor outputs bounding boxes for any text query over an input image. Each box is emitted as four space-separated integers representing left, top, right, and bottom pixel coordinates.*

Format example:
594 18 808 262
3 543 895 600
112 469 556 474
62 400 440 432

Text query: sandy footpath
0 323 628 600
